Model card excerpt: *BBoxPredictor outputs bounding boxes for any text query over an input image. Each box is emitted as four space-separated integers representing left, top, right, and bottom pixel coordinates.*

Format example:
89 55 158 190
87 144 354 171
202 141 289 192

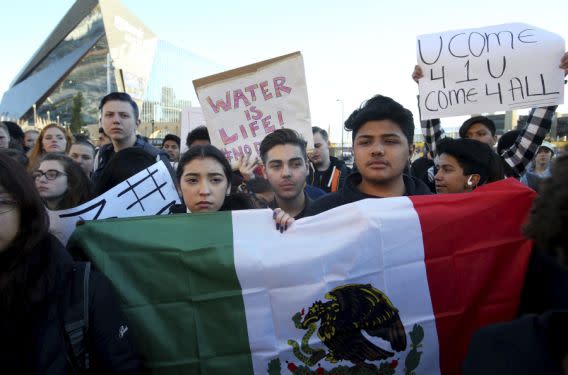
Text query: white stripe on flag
233 197 441 374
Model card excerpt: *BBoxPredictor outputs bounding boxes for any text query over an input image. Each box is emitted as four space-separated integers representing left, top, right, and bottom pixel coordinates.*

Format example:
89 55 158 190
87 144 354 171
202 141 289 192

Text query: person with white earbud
434 138 504 194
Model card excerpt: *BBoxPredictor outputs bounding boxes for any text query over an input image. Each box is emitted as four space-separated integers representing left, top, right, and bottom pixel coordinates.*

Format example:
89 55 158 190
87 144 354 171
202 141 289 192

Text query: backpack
64 262 91 373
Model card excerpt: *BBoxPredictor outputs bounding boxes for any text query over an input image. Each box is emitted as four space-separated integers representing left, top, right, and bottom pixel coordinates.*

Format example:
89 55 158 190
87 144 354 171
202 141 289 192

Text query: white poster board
417 23 565 120
193 52 313 167
49 161 180 245
180 106 206 154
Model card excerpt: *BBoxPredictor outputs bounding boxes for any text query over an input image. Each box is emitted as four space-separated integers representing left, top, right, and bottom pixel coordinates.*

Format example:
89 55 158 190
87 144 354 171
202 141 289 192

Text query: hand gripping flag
68 178 536 375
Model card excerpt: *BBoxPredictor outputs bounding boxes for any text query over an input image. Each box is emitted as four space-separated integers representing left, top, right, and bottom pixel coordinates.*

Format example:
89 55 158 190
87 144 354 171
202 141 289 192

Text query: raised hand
412 65 424 84
238 154 260 182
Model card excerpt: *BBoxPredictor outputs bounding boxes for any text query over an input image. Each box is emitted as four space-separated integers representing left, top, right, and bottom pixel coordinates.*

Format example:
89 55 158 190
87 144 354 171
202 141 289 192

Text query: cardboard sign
193 52 313 166
417 23 565 120
49 160 180 245
180 106 206 154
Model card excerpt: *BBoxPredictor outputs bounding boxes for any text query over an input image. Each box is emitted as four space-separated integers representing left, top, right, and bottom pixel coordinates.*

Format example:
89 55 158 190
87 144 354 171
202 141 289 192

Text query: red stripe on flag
410 179 536 375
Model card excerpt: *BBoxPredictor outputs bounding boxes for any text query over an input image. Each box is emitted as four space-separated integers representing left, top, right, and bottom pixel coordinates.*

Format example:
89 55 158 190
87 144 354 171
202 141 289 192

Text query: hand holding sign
412 65 424 84
416 23 565 120
560 52 568 76
237 154 260 182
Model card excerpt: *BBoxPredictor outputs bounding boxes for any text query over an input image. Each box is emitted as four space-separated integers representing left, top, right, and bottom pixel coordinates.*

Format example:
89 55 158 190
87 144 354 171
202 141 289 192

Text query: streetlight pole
106 53 112 94
336 99 344 160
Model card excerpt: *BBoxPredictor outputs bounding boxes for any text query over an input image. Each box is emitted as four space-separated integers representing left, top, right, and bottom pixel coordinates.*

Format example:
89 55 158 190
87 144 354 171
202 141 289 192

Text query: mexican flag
68 178 535 375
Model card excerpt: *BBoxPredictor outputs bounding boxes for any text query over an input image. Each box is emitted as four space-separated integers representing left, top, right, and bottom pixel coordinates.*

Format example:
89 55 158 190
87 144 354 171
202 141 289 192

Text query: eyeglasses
0 198 17 214
32 169 67 181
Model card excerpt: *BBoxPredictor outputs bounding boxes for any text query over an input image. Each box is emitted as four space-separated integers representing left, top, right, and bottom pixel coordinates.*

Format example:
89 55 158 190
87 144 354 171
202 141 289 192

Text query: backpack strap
64 261 91 372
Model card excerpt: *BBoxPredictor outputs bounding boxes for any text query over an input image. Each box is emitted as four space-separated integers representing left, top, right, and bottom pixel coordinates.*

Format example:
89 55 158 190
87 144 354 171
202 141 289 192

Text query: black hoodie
304 172 432 216
307 156 351 193
0 234 142 374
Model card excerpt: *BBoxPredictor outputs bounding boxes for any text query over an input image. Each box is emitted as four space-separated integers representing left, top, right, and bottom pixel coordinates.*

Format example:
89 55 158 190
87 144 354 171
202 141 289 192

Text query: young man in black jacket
92 92 174 185
306 95 431 216
307 126 350 193
261 129 313 220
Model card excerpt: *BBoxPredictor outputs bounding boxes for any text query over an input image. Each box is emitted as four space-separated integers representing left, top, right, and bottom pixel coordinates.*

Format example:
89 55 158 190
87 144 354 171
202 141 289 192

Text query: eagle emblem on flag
269 284 425 374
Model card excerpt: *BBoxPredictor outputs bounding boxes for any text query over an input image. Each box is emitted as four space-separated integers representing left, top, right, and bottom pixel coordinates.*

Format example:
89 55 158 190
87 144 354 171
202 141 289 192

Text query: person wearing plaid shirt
412 52 568 178
419 107 556 178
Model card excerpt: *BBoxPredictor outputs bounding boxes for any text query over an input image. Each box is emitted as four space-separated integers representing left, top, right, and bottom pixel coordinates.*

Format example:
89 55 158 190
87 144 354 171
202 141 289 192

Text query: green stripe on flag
68 213 255 374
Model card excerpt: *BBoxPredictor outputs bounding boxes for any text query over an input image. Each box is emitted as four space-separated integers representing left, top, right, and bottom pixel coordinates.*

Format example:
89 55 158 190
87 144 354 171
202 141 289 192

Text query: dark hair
186 126 210 148
72 134 91 143
459 116 496 138
70 140 96 155
436 138 504 185
99 92 139 120
0 148 28 167
259 128 308 164
524 154 568 265
177 144 232 184
497 130 521 156
2 121 24 150
162 134 181 148
344 95 414 144
177 145 253 211
94 148 156 195
0 153 49 253
0 154 51 313
39 153 92 209
0 122 9 138
98 127 106 135
247 177 273 194
312 126 329 142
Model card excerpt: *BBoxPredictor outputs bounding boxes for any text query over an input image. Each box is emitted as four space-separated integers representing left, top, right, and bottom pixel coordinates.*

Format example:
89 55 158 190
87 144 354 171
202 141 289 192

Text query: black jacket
410 157 436 193
464 247 568 375
0 234 142 374
269 190 313 220
518 247 568 315
463 311 568 375
305 172 432 216
307 156 350 193
92 135 174 186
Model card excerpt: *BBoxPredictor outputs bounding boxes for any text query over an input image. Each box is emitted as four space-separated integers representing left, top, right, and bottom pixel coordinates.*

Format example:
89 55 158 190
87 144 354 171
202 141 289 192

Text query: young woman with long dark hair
173 145 293 230
0 153 142 373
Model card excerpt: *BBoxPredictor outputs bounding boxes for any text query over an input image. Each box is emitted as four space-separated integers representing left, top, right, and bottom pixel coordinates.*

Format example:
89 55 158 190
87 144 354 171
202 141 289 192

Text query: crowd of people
0 52 567 373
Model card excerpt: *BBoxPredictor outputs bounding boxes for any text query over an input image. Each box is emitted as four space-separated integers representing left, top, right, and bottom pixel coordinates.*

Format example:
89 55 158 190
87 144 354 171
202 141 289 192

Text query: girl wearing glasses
27 123 73 172
0 153 143 373
33 153 91 210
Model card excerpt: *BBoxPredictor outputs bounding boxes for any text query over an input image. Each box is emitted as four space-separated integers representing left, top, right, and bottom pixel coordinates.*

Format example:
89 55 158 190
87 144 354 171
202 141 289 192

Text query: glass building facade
139 40 223 136
0 0 220 137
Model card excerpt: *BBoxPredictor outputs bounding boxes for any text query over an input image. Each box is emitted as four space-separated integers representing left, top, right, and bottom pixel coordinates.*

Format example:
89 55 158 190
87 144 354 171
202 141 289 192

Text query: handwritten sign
417 23 565 120
180 106 206 154
49 161 180 245
193 52 313 166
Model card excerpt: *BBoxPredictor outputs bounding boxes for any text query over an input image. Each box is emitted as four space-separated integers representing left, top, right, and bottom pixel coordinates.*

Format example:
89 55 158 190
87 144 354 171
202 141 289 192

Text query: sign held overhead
417 23 565 120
